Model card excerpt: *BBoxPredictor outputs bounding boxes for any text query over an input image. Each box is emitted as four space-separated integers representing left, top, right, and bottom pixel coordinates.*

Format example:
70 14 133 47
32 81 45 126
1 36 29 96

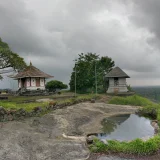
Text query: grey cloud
1 0 160 88
130 0 160 46
0 0 61 57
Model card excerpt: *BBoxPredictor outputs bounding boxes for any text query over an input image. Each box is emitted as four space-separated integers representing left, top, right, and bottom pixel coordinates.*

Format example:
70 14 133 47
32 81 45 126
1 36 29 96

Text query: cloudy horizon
1 0 160 89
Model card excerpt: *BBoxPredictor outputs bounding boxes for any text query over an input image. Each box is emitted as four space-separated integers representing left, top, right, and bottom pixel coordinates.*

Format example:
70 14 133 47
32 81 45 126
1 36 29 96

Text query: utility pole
95 61 97 95
75 64 77 97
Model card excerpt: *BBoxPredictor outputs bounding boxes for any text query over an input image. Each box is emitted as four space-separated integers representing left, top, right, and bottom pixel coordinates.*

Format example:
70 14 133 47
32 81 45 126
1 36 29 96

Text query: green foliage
89 138 107 152
0 38 26 79
127 85 133 92
90 135 160 155
0 38 9 48
46 80 68 91
157 110 160 121
108 95 160 120
69 53 115 93
109 95 153 106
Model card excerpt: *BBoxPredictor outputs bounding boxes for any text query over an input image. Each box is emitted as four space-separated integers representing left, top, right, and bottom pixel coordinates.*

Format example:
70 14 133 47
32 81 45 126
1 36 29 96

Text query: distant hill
133 86 160 102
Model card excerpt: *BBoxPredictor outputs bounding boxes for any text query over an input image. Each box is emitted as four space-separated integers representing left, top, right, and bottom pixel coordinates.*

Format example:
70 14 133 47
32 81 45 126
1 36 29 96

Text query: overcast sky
0 0 160 89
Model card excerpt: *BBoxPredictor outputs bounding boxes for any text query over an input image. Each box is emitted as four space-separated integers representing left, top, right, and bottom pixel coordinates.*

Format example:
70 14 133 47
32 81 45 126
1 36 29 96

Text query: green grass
90 135 160 155
109 95 154 106
0 94 100 112
108 95 160 120
0 101 49 112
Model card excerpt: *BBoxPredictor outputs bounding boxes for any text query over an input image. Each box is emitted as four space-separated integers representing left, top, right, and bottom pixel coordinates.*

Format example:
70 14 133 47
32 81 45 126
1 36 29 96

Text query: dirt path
0 102 139 160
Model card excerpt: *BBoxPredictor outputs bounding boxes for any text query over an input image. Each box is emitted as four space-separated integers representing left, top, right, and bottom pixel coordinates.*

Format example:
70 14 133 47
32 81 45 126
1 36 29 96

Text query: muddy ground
0 102 140 160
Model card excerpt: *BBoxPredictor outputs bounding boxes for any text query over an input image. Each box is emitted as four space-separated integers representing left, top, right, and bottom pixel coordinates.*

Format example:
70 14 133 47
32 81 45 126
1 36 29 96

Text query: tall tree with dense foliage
0 38 26 79
69 53 115 93
46 80 68 91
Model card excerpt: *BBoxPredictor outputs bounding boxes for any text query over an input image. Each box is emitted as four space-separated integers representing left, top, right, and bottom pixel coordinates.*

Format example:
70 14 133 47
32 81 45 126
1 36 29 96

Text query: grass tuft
109 95 153 106
90 135 160 155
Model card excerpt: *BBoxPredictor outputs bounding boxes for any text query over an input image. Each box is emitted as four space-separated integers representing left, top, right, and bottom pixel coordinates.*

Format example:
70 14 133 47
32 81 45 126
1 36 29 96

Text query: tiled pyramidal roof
106 67 130 78
13 63 53 79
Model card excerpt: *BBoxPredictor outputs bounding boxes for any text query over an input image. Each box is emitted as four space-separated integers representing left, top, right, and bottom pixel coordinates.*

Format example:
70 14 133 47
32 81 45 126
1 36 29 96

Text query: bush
46 80 68 92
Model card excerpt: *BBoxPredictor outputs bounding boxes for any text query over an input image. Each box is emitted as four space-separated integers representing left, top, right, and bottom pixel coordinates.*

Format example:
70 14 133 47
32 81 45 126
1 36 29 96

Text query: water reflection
98 114 154 141
101 114 130 134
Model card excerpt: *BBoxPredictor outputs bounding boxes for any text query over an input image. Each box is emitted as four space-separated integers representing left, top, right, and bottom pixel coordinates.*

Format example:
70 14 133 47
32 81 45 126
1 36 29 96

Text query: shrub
90 138 107 152
46 80 68 92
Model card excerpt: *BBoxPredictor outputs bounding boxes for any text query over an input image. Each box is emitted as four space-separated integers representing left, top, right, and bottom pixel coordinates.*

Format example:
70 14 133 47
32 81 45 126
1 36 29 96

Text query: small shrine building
106 67 130 93
12 62 53 90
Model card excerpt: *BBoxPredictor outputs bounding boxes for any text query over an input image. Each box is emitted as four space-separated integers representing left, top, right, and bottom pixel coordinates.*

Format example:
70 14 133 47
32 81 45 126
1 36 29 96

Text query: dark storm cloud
1 0 160 88
0 0 61 57
131 0 160 46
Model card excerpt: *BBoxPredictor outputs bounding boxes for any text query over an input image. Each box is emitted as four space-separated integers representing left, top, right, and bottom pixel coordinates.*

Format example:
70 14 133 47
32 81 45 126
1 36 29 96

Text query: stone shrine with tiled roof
12 62 53 90
105 67 130 93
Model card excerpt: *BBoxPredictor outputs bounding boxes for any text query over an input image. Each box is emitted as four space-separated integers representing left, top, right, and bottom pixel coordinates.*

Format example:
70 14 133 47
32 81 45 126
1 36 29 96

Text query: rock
3 114 8 121
154 123 159 134
0 106 7 115
33 106 42 112
151 121 156 127
151 109 157 119
0 115 4 122
135 110 139 114
8 109 17 115
46 105 52 110
151 120 159 134
91 99 95 103
32 118 40 126
29 111 36 117
141 136 153 141
152 120 158 123
8 114 14 121
100 139 108 144
16 108 26 116
86 135 97 144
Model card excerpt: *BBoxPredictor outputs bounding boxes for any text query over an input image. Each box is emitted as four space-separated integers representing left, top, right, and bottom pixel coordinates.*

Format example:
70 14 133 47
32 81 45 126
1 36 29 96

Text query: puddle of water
97 114 154 141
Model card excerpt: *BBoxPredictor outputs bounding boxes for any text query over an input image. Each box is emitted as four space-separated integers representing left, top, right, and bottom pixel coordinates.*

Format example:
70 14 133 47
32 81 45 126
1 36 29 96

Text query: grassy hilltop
90 95 160 156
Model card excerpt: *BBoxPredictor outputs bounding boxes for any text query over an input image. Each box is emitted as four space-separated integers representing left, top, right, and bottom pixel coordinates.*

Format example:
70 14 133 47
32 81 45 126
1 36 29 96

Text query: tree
69 53 115 93
46 80 68 91
0 38 26 79
127 85 133 92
